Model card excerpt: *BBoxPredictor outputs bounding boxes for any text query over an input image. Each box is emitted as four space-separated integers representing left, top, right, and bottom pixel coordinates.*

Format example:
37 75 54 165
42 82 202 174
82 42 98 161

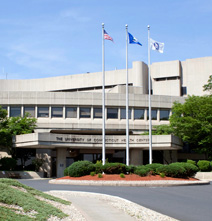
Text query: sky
0 0 211 79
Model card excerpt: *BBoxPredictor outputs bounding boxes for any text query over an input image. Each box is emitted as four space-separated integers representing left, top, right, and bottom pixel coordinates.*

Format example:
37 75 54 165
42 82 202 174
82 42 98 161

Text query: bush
67 161 95 177
90 171 95 176
156 164 186 178
102 163 126 174
98 173 103 178
94 162 103 174
120 173 125 178
197 160 211 172
126 165 137 174
170 162 198 177
0 157 17 171
187 159 196 166
145 163 163 175
64 167 69 176
134 166 151 177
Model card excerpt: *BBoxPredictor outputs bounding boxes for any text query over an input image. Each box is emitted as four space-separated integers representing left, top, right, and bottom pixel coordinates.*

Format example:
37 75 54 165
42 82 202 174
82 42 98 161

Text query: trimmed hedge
197 160 211 172
102 163 126 174
67 161 95 177
126 165 137 174
170 162 198 177
186 159 196 166
156 164 186 178
134 166 151 177
145 163 163 175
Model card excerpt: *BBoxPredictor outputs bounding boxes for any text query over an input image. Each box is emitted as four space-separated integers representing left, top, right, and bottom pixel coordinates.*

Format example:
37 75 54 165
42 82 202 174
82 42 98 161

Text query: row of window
2 106 171 121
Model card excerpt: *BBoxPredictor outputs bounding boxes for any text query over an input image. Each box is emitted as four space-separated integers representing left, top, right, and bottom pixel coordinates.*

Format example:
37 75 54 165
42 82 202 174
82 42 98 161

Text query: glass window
134 109 144 120
1 106 7 110
80 107 91 118
107 108 118 119
147 109 157 120
24 106 35 117
120 108 131 119
10 106 21 117
52 107 63 118
93 108 102 119
38 107 49 118
160 110 170 121
66 107 77 118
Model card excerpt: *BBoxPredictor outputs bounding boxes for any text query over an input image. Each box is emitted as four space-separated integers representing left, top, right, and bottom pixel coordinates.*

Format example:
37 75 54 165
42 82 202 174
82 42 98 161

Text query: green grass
0 178 71 220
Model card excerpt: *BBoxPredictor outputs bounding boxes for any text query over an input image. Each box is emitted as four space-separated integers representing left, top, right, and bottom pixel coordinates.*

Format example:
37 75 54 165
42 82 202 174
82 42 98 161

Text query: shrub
90 171 95 176
102 163 126 174
187 159 196 166
134 166 151 177
126 165 137 174
120 173 125 178
145 163 163 175
98 173 103 178
64 167 69 176
170 162 198 177
0 157 17 171
197 160 211 172
67 161 95 177
94 162 103 174
160 172 165 178
156 164 186 178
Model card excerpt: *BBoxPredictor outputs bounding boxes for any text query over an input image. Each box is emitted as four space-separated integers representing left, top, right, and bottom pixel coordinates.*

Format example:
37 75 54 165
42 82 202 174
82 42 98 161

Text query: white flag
150 38 164 53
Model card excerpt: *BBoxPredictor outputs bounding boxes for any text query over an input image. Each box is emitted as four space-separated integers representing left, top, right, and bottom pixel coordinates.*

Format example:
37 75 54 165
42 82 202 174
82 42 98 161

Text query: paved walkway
48 191 177 221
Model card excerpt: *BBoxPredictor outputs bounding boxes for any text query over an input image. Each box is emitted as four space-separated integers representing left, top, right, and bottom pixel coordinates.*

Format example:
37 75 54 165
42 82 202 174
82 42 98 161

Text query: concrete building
0 56 211 177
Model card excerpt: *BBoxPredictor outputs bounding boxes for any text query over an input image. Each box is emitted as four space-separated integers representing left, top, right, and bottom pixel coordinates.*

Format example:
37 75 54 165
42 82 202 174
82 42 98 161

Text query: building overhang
13 133 182 151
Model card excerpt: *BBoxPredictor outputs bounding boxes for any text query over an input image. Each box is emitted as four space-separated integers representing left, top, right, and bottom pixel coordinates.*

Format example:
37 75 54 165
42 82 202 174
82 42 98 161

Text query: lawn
0 178 71 220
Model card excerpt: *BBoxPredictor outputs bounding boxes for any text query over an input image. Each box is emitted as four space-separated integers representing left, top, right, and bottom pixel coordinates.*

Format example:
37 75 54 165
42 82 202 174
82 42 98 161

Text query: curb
49 179 210 187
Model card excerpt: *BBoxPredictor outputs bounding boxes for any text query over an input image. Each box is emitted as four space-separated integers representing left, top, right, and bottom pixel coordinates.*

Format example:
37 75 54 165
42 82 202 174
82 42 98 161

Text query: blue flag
128 32 142 46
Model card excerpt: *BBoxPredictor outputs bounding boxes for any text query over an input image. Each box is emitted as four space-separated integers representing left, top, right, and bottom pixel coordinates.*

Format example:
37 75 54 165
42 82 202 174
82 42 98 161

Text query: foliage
134 166 151 177
98 173 103 178
169 95 212 159
120 173 125 178
94 161 103 174
145 163 163 175
126 165 137 174
159 172 165 178
16 148 35 169
0 157 17 171
0 106 37 157
67 160 95 177
170 162 198 177
197 160 211 171
102 163 126 174
156 164 186 178
64 167 69 176
32 158 45 172
0 179 70 220
203 75 212 93
90 171 95 176
186 159 196 166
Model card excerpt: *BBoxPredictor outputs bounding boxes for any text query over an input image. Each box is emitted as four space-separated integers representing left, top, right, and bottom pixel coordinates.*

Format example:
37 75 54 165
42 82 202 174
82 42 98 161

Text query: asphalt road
18 179 212 221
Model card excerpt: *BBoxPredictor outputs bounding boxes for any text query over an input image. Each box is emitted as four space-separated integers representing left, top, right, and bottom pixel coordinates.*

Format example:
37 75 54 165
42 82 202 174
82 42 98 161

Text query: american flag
104 30 113 42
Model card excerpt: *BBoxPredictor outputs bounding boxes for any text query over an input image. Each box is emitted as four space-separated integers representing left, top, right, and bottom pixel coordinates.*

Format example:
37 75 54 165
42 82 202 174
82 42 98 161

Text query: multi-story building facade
0 56 211 177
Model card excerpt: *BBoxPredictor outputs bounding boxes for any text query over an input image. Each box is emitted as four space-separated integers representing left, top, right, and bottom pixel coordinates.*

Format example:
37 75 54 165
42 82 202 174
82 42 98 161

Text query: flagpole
102 23 106 165
148 25 152 164
125 24 129 166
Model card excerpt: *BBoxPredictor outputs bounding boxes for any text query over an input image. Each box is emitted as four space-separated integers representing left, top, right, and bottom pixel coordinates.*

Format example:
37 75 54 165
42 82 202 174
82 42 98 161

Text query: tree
169 95 212 159
203 75 212 93
0 106 37 158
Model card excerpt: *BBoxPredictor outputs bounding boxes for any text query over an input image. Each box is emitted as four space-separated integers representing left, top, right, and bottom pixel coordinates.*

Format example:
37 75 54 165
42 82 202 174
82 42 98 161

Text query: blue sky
0 0 211 79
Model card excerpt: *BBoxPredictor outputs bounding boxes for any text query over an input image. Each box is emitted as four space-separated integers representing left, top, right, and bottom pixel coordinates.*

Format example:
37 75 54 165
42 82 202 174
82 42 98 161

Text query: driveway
19 179 212 221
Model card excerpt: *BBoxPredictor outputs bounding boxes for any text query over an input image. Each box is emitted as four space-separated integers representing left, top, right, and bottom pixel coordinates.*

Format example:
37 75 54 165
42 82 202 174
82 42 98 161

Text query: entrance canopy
13 133 182 150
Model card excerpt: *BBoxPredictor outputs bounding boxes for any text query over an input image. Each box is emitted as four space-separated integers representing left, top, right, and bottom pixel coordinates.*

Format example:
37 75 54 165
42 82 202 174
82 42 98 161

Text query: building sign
55 135 149 144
